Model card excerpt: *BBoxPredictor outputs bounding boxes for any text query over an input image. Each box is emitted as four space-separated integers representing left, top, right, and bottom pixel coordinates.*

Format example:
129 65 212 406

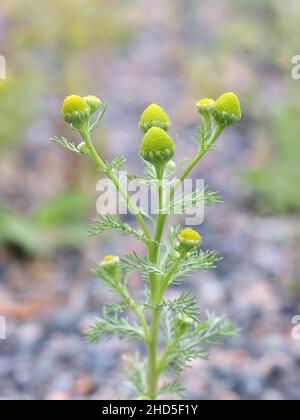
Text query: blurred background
0 0 300 400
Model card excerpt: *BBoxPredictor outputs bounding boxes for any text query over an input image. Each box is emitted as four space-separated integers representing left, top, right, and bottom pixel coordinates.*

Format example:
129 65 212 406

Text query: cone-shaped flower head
139 103 170 134
213 92 241 127
61 95 90 129
140 127 175 168
83 95 101 115
179 228 202 250
196 98 216 116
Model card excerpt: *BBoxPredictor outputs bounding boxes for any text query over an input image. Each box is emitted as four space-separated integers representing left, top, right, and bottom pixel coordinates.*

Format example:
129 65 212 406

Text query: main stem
146 126 224 399
153 125 224 247
147 166 165 399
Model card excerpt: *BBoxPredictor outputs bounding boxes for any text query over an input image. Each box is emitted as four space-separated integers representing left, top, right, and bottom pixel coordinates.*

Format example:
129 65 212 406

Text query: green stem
149 167 165 292
174 125 223 202
147 165 165 399
159 257 183 298
146 240 181 399
121 289 150 342
202 115 211 139
147 307 160 399
157 337 177 375
149 259 183 382
153 125 224 244
146 126 224 399
80 127 151 242
131 304 150 342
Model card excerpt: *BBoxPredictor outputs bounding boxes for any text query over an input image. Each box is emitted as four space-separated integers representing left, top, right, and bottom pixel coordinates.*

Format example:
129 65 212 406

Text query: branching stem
81 116 223 400
80 126 151 242
145 125 223 399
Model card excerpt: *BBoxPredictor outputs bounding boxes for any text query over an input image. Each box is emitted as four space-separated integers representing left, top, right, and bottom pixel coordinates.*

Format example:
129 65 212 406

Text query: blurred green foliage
9 0 133 52
0 208 45 256
0 190 91 257
245 103 300 214
0 76 38 150
5 0 133 92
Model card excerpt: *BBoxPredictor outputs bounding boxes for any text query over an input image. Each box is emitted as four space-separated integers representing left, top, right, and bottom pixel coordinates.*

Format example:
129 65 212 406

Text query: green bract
213 92 241 127
140 127 175 168
139 103 170 134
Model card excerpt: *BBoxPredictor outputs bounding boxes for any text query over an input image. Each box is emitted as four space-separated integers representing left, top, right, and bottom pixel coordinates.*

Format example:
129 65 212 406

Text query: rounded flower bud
61 95 90 129
213 92 241 127
139 103 170 134
140 127 175 168
178 228 202 251
78 142 89 155
83 95 101 115
196 98 216 116
101 255 120 267
174 314 194 337
100 255 121 280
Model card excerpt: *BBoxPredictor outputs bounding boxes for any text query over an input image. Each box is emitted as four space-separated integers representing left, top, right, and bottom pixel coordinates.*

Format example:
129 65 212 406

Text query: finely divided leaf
88 214 146 242
51 136 81 155
157 380 185 398
85 316 144 343
164 290 200 321
166 188 222 214
122 252 163 276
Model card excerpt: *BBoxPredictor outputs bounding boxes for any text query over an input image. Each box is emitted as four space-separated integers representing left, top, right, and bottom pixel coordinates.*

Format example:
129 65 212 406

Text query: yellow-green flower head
196 98 216 116
179 228 202 250
213 92 241 127
100 255 121 280
61 95 90 129
140 127 175 168
139 103 170 134
100 255 120 267
83 95 101 115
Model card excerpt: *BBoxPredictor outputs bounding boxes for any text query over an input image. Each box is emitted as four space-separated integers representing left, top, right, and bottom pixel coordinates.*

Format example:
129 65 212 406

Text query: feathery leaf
51 136 81 155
